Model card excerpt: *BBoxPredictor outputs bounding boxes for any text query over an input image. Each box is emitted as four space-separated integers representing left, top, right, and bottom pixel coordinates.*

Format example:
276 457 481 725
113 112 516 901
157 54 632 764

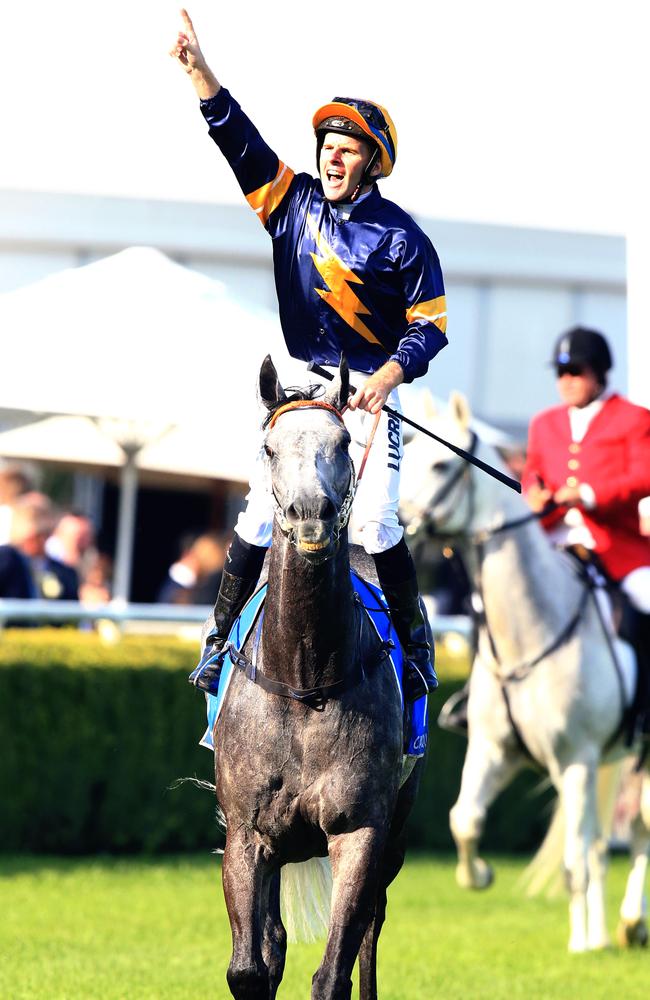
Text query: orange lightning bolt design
306 214 384 347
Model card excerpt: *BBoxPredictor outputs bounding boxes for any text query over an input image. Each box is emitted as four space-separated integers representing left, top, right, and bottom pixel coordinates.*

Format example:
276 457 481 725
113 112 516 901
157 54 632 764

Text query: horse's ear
259 355 288 410
449 390 472 430
422 389 439 421
327 355 350 412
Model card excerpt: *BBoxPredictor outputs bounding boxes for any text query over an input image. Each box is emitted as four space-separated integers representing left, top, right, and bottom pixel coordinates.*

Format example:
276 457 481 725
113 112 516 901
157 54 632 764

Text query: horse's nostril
318 498 337 521
286 503 301 524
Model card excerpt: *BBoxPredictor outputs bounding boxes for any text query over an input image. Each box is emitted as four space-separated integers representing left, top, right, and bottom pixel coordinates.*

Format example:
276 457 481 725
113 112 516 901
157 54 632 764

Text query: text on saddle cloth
198 571 429 757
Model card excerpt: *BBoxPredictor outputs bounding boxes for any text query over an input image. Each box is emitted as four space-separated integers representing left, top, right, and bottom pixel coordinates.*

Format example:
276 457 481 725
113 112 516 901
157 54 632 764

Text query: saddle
198 571 429 759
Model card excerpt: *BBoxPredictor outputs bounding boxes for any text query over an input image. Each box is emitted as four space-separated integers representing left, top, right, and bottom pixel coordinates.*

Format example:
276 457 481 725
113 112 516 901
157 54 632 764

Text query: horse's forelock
262 384 326 429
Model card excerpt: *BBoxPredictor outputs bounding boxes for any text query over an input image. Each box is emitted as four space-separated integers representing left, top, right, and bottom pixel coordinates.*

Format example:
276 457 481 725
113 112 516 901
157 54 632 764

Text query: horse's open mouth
295 529 336 563
299 539 329 552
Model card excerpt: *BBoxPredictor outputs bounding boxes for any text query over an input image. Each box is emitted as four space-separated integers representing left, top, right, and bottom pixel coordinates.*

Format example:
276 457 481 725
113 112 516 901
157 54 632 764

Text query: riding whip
306 362 522 494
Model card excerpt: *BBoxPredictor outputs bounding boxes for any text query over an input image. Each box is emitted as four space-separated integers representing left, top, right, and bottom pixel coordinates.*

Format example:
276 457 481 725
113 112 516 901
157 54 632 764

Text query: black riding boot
620 605 650 742
373 540 438 703
189 534 267 694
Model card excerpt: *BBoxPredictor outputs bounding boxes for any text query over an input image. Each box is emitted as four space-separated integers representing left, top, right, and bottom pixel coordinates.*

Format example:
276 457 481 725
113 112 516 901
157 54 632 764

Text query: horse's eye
434 462 450 474
264 445 274 459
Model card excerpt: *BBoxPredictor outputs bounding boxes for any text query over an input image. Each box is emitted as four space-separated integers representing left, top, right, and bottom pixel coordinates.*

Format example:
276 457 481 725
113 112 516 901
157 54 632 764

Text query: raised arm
169 8 221 101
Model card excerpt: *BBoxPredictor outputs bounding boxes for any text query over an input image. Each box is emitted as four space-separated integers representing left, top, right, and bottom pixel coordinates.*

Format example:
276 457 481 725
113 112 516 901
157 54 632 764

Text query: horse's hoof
616 918 649 948
455 859 494 891
587 938 611 951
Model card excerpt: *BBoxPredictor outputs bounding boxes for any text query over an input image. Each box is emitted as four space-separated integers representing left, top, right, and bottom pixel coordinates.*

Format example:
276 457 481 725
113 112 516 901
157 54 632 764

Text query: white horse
400 392 650 952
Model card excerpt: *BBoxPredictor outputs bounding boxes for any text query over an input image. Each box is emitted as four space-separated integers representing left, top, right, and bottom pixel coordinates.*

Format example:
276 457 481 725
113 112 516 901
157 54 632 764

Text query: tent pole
112 447 139 604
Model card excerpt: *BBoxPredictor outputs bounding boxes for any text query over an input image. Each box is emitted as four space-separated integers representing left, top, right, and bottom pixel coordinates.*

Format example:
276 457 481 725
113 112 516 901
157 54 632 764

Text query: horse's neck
261 525 357 689
469 477 581 667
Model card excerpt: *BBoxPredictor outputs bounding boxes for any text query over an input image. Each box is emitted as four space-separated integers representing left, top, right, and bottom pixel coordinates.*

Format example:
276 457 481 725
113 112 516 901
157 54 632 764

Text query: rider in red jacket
523 327 650 737
442 327 650 739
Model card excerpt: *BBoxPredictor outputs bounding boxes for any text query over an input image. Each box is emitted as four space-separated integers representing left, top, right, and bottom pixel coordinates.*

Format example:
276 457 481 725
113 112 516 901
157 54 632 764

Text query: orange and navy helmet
313 97 398 178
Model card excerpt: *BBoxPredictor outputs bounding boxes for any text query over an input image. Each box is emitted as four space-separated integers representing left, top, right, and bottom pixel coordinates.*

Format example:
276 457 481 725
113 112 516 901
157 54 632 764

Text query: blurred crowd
0 464 112 609
0 462 229 620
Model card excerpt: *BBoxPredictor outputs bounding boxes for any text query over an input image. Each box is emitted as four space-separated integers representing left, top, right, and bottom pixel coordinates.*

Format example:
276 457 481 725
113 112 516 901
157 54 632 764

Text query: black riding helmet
551 326 613 383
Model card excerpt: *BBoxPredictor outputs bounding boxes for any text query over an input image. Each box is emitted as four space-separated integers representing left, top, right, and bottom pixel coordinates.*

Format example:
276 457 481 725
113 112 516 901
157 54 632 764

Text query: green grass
1 854 647 999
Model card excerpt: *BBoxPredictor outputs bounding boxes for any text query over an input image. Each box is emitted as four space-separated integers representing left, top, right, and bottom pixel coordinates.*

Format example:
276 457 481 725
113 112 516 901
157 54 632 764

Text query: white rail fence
0 598 471 639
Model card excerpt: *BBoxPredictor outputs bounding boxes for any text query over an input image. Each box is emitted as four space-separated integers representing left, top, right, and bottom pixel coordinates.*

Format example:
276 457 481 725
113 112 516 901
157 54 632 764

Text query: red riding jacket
522 394 650 580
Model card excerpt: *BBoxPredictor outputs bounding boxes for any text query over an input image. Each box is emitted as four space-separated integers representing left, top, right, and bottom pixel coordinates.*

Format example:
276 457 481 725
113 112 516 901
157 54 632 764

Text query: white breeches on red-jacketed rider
235 384 404 555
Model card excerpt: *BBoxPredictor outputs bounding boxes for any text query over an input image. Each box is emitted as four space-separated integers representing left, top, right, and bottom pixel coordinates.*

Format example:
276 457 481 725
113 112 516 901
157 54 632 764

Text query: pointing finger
180 8 195 35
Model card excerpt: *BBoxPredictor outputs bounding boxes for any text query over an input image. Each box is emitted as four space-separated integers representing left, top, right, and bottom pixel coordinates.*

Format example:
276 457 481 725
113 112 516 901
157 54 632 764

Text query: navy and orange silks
200 89 447 383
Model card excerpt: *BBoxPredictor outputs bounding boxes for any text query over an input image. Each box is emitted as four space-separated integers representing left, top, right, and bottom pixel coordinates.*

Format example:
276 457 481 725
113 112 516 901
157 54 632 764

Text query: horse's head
400 391 478 539
260 355 354 564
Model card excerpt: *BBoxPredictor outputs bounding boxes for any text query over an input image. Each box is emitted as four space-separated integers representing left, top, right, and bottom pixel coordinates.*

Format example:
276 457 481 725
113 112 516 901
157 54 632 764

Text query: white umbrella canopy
0 247 309 599
0 245 305 423
0 411 264 484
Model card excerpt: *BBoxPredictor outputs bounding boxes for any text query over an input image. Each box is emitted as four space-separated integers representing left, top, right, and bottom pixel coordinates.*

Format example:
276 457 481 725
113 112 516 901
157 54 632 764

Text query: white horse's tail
280 858 333 943
519 762 625 898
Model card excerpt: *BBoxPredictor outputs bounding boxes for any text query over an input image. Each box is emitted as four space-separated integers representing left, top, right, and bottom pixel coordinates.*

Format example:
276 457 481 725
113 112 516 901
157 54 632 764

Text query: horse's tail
280 858 333 944
519 761 624 897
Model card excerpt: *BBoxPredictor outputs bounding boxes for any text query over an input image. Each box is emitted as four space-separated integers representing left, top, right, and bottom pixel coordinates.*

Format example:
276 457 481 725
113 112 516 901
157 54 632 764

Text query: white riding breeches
235 381 404 555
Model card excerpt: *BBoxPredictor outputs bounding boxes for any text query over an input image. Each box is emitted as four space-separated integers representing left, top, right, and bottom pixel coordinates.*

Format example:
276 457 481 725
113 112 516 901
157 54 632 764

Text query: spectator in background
157 532 227 605
189 532 229 604
0 493 78 603
79 551 113 607
157 532 201 604
0 464 33 545
45 511 95 571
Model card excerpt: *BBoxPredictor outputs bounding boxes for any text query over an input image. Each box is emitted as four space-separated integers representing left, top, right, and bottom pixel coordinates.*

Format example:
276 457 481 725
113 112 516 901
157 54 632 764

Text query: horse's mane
262 383 326 428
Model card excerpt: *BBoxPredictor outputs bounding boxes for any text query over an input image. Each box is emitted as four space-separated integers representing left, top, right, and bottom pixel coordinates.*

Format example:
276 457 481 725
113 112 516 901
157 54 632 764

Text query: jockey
170 10 447 701
523 326 650 737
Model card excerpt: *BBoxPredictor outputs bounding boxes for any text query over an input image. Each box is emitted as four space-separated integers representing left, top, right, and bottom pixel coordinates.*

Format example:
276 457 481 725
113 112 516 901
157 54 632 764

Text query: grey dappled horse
213 356 423 999
400 392 650 952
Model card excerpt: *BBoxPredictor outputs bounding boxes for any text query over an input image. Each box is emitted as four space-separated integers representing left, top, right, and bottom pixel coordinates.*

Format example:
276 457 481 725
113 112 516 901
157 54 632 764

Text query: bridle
414 430 542 546
266 399 360 550
411 430 478 541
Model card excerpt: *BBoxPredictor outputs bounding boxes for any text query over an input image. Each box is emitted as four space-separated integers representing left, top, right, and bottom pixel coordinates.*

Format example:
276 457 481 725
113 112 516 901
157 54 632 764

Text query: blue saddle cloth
199 571 429 758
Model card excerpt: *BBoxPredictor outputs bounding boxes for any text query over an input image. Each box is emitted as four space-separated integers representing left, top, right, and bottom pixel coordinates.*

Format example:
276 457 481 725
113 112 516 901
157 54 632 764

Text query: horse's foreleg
450 736 521 890
222 829 272 999
311 827 387 1000
617 770 650 948
586 833 610 950
560 759 601 952
261 869 287 997
358 840 405 1000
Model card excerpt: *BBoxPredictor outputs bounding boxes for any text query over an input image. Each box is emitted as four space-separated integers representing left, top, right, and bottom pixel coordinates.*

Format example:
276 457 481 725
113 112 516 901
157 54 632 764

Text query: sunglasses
556 363 587 377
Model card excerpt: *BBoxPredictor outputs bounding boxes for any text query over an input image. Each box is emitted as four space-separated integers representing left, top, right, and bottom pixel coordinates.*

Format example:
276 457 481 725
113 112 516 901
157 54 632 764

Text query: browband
268 399 345 430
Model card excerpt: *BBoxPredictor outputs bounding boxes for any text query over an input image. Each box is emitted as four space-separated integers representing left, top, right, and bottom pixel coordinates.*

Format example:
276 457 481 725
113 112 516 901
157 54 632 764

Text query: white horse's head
400 391 520 540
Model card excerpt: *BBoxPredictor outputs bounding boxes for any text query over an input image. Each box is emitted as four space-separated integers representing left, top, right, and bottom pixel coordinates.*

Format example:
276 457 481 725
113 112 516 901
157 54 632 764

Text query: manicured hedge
0 630 554 854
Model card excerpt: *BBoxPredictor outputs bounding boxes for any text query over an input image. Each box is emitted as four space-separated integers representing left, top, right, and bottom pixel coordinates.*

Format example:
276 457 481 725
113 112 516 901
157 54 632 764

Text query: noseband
267 400 357 548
